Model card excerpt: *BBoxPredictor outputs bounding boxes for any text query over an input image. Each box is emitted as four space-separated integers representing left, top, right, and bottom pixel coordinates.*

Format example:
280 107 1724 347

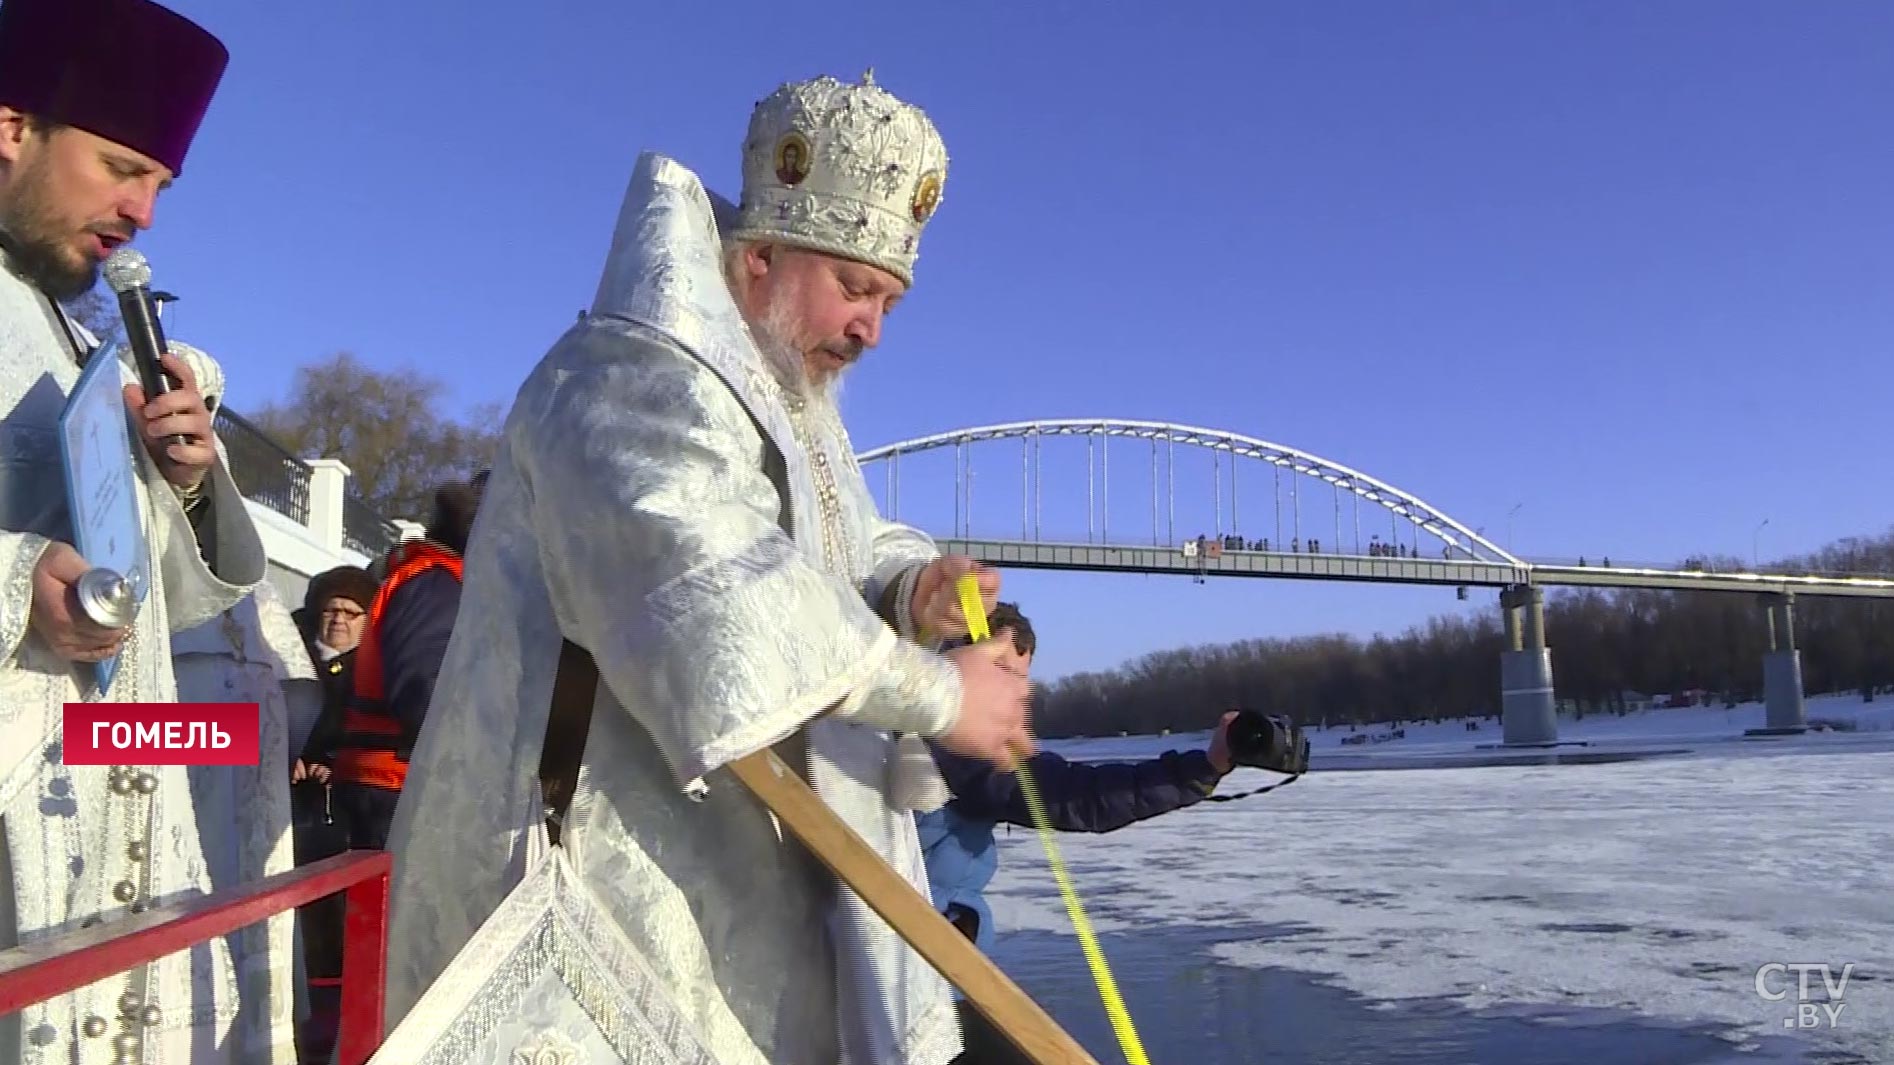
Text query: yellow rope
957 576 1150 1065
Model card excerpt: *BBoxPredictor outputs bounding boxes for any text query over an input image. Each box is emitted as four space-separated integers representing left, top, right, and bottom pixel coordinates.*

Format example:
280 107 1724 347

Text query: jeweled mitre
730 69 948 286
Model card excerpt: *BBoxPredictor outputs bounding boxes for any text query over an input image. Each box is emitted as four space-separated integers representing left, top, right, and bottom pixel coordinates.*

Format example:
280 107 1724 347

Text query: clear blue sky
136 1 1894 684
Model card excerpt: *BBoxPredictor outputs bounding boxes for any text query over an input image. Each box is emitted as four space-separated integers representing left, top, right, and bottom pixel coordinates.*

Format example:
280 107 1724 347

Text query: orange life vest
330 541 464 791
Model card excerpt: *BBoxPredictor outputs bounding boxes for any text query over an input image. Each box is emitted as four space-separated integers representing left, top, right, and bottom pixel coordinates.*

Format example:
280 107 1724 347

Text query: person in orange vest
330 470 488 849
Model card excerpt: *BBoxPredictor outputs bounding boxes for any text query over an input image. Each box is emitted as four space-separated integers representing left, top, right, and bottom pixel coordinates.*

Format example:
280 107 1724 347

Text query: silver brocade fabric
379 153 964 1065
0 260 283 1064
172 576 320 1062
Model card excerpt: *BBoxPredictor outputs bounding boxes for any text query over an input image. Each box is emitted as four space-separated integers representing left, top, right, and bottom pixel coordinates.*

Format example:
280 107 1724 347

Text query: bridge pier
1498 585 1562 746
1748 592 1808 736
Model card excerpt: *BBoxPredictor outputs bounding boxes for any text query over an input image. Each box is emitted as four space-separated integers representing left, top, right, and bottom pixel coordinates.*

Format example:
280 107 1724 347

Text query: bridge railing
948 529 1486 562
1523 555 1894 580
949 534 1894 581
0 850 392 1065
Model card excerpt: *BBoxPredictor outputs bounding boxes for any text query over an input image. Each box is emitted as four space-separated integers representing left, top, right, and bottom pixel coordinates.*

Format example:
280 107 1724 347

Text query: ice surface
984 696 1894 1061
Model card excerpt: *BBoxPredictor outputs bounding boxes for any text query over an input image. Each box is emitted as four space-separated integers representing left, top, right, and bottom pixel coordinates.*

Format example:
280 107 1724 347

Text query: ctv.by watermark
1754 963 1855 1030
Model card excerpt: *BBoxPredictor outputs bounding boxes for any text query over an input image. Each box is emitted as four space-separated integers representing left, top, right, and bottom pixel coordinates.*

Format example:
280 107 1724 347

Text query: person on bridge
917 602 1244 1064
0 1 299 1062
376 71 1031 1065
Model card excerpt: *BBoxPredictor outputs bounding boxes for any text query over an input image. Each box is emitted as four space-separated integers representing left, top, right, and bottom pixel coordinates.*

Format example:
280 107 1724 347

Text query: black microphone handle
114 285 188 447
115 285 171 396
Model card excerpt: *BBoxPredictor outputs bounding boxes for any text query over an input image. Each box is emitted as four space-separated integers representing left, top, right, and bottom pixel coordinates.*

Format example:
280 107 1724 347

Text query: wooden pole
729 750 1100 1065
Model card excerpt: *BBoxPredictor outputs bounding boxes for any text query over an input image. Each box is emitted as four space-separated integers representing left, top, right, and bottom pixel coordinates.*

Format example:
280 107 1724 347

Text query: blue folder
57 343 151 697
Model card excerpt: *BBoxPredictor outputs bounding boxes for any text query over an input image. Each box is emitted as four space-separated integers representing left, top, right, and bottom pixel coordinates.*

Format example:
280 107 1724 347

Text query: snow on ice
984 695 1894 1062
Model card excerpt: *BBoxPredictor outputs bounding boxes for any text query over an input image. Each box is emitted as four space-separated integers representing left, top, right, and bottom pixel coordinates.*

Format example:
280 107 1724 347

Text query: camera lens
1228 709 1278 765
1227 710 1310 774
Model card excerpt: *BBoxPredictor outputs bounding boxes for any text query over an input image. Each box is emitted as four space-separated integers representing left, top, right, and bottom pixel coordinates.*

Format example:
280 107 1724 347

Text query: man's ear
741 242 776 282
0 106 33 167
991 626 1027 668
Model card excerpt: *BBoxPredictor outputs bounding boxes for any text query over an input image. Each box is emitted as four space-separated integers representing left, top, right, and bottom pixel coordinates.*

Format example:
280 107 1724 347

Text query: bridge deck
940 539 1894 599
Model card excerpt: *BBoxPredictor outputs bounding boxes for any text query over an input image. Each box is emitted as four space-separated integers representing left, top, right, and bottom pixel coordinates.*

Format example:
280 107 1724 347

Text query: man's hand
1206 709 1239 774
911 556 998 641
29 541 128 662
123 351 216 490
937 638 1034 767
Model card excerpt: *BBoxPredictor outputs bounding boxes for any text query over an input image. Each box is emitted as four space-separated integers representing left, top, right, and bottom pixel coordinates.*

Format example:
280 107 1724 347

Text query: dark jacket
376 566 463 755
331 476 483 790
917 745 1222 953
332 545 465 790
298 645 357 766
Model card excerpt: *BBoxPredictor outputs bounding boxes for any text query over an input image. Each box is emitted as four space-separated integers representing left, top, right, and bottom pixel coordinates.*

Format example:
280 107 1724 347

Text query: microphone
102 248 186 448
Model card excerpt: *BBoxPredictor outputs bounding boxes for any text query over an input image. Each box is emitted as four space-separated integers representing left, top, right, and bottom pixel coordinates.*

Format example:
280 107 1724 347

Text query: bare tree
246 352 500 521
1037 526 1894 738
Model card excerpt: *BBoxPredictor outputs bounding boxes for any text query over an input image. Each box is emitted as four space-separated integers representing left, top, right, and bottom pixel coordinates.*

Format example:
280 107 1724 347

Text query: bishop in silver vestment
0 2 301 1061
380 73 1031 1065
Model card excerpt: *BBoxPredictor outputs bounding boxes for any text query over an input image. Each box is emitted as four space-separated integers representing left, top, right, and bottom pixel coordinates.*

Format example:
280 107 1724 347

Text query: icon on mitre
774 133 812 186
911 171 943 223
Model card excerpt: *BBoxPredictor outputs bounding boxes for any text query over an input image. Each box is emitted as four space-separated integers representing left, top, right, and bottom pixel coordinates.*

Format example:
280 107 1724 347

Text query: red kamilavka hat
0 0 229 175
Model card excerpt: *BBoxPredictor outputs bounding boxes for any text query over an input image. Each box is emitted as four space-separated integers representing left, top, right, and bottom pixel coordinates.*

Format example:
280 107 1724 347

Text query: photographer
918 603 1308 1064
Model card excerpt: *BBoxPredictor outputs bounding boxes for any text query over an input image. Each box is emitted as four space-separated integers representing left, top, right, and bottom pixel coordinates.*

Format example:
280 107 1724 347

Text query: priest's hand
123 351 216 492
938 638 1034 767
29 542 128 662
911 556 998 642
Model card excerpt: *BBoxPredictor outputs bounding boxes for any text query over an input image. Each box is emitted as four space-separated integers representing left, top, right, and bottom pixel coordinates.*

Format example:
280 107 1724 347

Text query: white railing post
304 459 351 554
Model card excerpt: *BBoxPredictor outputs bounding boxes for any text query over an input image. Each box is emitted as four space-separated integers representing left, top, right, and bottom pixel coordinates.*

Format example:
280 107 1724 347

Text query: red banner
62 703 261 766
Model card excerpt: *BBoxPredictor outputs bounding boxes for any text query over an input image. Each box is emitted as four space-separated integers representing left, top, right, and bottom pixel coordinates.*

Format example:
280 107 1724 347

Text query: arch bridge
856 418 1894 746
856 418 1894 600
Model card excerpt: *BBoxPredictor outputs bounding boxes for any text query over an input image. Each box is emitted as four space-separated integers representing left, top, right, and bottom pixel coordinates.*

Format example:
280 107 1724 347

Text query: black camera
1225 710 1309 775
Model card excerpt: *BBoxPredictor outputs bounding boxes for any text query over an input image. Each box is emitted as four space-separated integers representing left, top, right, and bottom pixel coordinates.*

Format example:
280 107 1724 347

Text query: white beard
749 286 849 411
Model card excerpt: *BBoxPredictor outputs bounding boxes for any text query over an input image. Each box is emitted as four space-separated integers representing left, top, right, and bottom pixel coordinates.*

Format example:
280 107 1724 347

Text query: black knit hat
427 469 489 556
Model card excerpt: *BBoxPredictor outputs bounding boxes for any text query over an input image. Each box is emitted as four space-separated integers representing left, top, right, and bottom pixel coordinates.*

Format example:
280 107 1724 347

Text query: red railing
0 850 392 1065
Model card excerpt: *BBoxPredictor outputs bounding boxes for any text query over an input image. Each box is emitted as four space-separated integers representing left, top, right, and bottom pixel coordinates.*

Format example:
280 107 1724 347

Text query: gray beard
747 301 847 410
752 321 808 396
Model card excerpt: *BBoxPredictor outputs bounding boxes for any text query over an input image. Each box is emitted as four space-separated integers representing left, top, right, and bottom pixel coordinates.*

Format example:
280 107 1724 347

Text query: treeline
1035 529 1894 739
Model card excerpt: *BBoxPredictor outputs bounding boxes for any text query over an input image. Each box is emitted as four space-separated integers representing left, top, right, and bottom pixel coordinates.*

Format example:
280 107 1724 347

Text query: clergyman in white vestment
0 1 299 1062
167 342 321 1062
167 570 315 1064
379 72 1035 1065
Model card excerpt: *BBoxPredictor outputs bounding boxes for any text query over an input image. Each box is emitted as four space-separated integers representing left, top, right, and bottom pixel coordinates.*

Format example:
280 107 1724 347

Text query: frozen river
984 697 1894 1063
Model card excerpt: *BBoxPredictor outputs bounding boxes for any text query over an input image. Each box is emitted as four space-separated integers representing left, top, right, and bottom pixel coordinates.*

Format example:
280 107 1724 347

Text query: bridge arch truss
856 418 1524 567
